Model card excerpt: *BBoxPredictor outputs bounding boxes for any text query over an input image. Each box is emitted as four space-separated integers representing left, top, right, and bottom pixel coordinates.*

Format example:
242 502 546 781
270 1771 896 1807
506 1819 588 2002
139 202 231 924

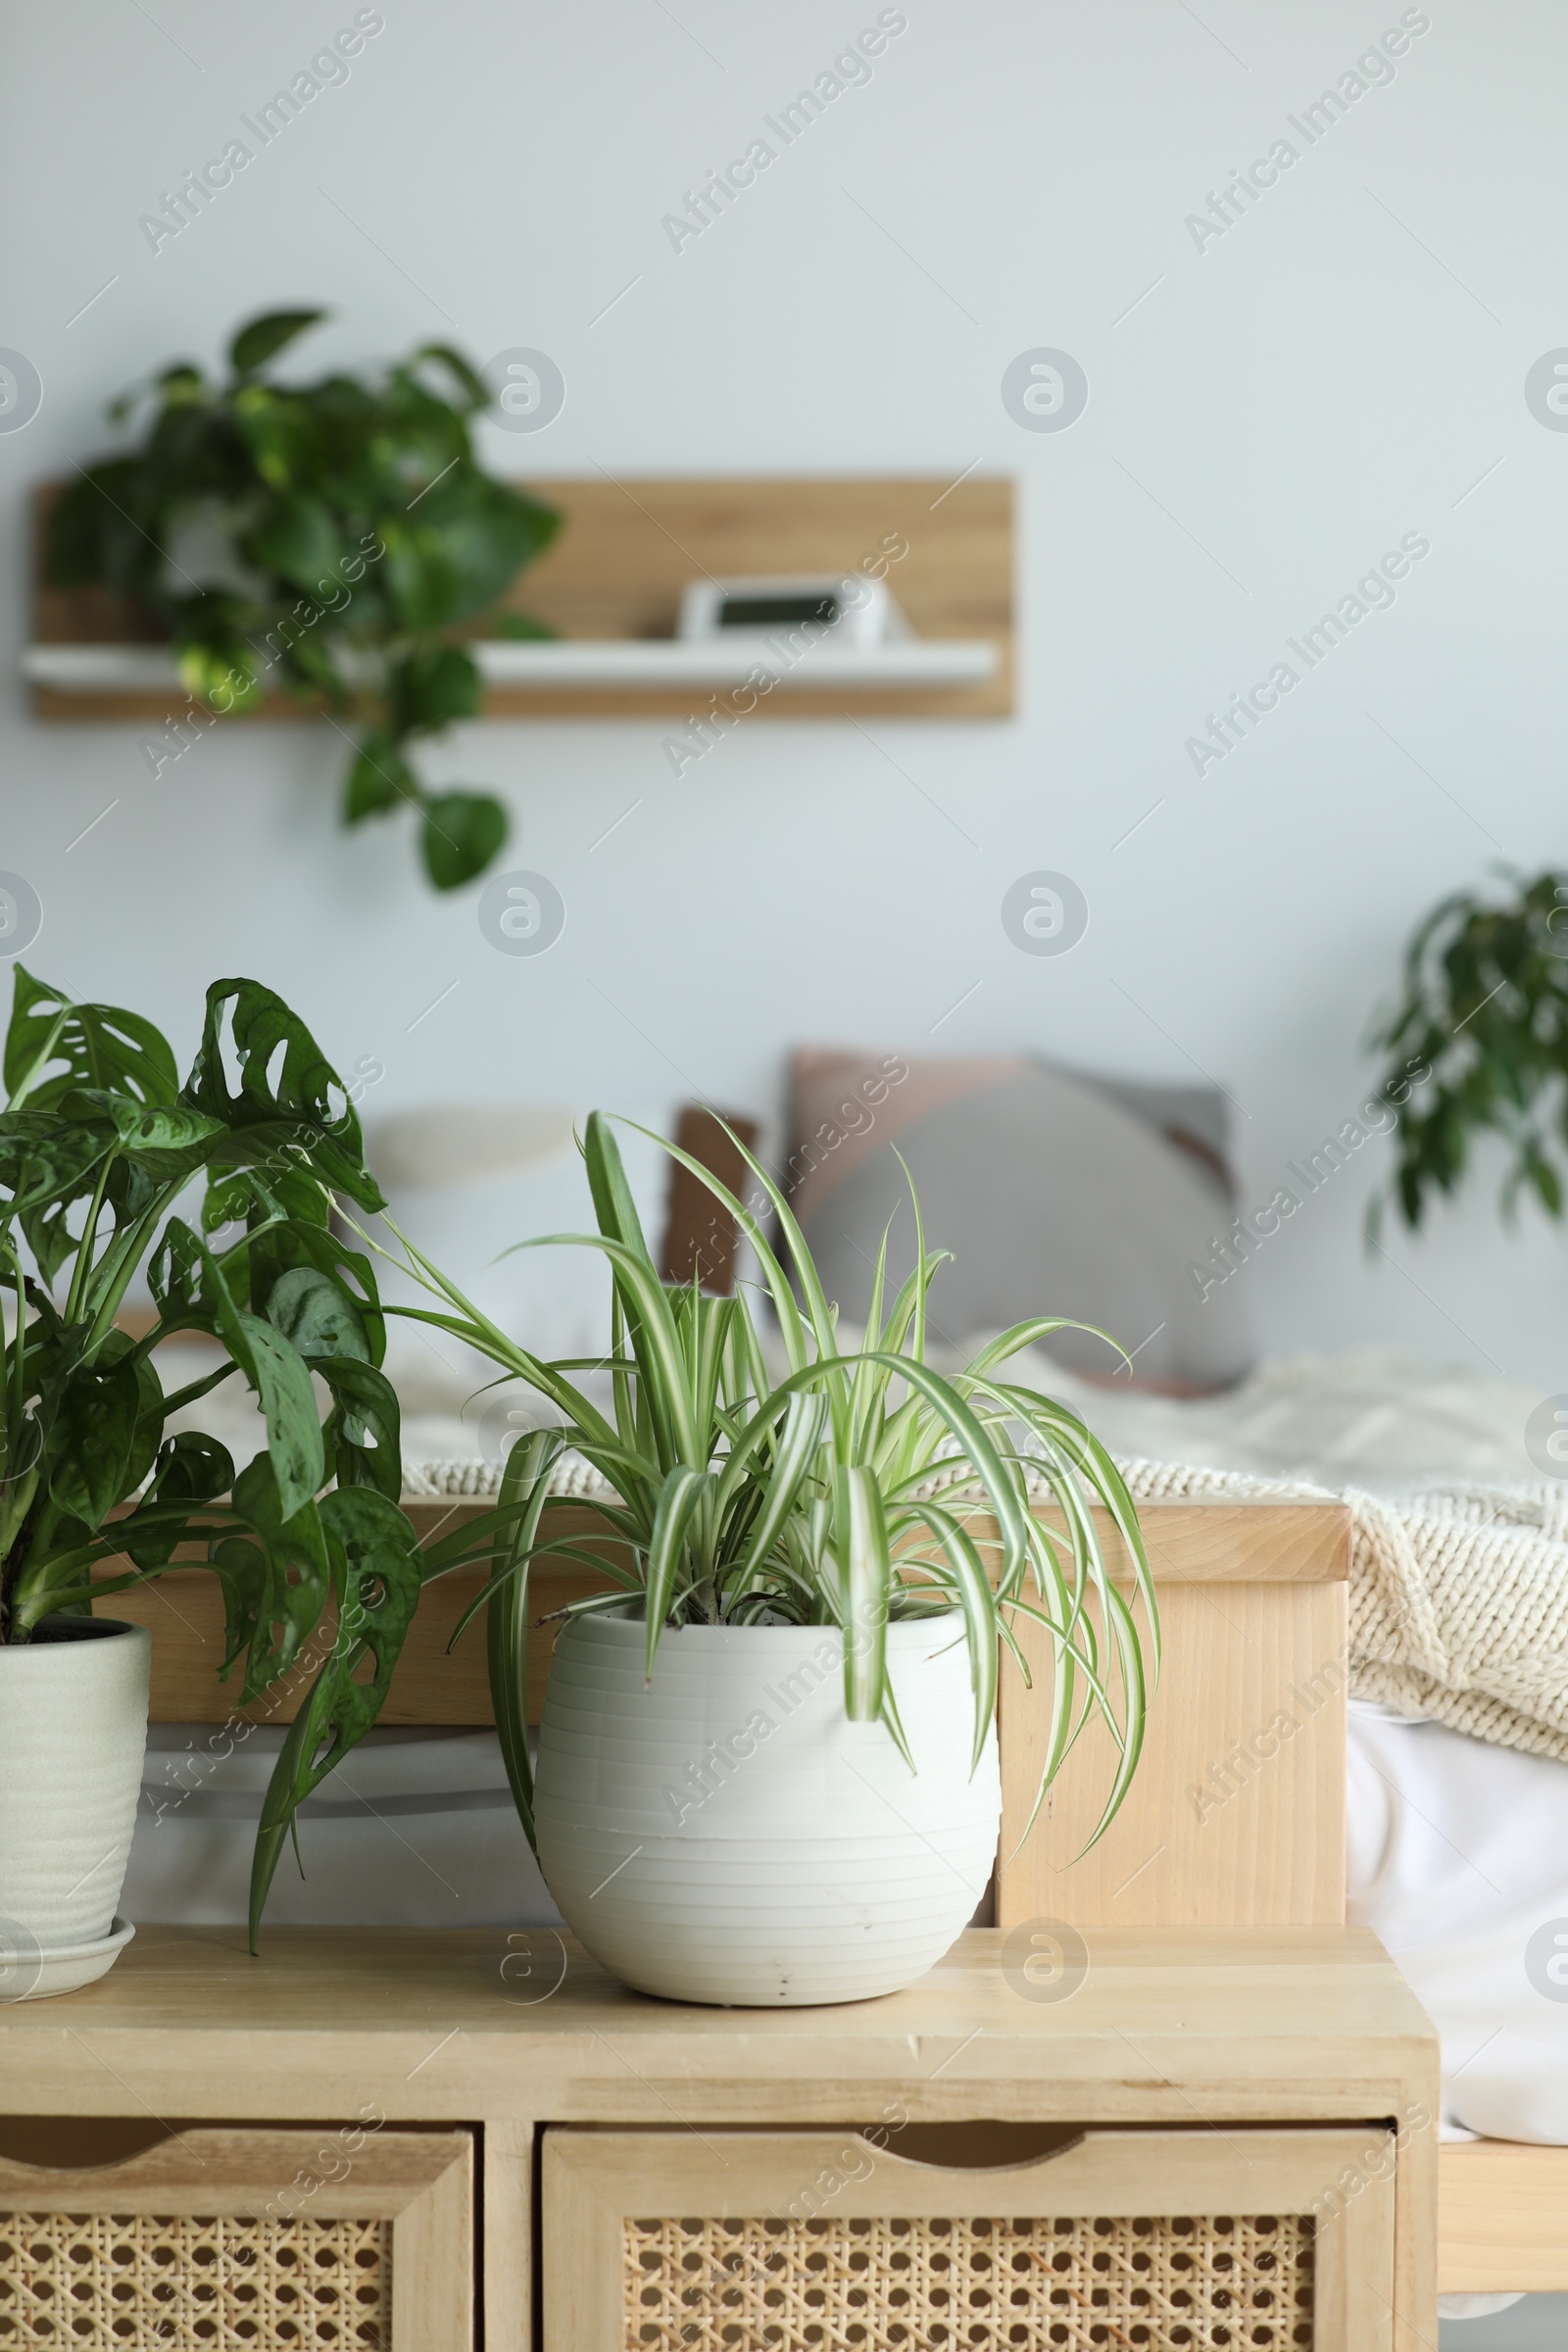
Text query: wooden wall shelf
29 475 1013 723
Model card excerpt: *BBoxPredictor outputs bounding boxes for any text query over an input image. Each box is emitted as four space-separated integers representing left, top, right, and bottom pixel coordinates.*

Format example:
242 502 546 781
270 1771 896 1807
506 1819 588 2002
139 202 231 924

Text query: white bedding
158 1338 1549 1496
1349 1701 1568 2144
1017 1344 1547 1497
1348 1703 1568 2320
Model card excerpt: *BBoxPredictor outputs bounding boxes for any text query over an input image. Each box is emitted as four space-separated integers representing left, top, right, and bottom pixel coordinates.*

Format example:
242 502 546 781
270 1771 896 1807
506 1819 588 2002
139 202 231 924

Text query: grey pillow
785 1051 1253 1390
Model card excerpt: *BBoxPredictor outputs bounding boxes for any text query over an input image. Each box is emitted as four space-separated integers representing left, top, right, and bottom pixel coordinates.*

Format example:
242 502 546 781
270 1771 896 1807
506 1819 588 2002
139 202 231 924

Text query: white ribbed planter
534 1610 999 2006
0 1617 149 1999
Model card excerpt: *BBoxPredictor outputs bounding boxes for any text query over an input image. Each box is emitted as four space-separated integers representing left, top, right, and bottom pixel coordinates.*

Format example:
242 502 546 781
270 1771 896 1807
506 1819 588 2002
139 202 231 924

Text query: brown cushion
785 1050 1253 1391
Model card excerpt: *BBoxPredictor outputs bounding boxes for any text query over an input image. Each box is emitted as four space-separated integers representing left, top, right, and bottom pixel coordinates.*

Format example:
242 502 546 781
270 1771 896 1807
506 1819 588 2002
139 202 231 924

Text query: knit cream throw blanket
407 1448 1568 1763
1117 1457 1568 1763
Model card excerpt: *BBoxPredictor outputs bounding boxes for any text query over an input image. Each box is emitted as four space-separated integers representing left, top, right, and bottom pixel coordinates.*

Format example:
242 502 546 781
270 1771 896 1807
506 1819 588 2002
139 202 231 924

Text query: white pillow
363 1102 683 1450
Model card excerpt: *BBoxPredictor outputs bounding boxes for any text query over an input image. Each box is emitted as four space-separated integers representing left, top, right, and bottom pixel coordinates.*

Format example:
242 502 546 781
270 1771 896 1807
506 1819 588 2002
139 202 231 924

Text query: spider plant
380 1113 1158 1859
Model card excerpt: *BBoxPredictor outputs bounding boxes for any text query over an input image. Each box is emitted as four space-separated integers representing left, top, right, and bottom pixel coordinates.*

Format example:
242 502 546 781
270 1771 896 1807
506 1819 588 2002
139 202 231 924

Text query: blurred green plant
1371 866 1568 1230
45 308 560 891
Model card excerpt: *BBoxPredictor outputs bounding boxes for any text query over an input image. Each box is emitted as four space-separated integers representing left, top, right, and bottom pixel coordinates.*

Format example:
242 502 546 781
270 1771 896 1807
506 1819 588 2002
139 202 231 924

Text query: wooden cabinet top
0 1927 1436 2128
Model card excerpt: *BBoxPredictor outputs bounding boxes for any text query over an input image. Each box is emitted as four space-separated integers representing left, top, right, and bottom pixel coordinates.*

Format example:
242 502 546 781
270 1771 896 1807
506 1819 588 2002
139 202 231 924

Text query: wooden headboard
1000 1500 1348 1928
105 1494 1350 1933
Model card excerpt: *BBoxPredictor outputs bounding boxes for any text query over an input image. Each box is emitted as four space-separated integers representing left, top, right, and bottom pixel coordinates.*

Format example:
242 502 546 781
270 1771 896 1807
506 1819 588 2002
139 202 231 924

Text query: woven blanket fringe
1112 1455 1568 1764
402 1449 1568 1763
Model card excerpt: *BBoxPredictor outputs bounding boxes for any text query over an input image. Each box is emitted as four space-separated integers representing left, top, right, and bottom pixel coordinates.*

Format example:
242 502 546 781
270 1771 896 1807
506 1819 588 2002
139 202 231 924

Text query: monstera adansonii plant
0 964 487 1943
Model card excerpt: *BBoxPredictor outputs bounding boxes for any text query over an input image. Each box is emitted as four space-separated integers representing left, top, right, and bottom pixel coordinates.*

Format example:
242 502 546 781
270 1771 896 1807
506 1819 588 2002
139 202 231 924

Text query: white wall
2 0 1564 1393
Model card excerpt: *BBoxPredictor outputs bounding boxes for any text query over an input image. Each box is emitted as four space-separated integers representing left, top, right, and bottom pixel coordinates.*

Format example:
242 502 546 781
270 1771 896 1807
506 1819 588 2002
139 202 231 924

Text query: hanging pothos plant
45 308 560 891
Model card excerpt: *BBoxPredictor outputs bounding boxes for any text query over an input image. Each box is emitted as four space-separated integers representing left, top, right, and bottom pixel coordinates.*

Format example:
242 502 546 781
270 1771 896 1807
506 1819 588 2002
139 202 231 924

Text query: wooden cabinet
547 2126 1396 2352
0 1923 1437 2350
0 2127 472 2349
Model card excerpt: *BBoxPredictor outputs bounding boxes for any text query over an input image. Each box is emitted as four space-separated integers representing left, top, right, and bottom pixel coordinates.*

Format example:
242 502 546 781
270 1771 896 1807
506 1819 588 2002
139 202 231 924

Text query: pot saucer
2 1917 135 2002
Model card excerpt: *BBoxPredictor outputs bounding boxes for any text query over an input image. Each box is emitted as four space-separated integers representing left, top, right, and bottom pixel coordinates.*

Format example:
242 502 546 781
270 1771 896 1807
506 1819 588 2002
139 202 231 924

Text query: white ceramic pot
0 1616 150 1999
534 1610 1000 2006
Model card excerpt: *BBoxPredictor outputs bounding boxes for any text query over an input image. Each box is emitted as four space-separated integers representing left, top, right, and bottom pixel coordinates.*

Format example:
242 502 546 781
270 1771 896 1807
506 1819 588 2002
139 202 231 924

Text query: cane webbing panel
625 2210 1315 2350
0 2208 389 2347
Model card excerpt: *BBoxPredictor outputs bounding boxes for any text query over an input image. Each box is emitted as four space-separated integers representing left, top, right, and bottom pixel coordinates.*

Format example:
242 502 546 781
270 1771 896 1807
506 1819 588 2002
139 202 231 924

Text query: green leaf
1529 1151 1563 1217
124 1432 235 1569
611 1112 821 1382
46 1353 143 1529
0 956 401 1698
482 1429 564 1857
56 1089 225 1189
148 1214 246 1334
220 1454 333 1690
204 1160 331 1237
244 494 342 592
315 1356 401 1500
279 624 350 703
229 309 326 378
344 730 421 825
643 1463 710 1682
230 382 318 494
437 482 560 620
421 791 508 891
239 1311 325 1521
1367 870 1568 1232
414 342 491 410
183 976 384 1210
246 1488 421 1945
265 1265 369 1362
904 1499 999 1774
153 1228 324 1516
6 966 178 1111
380 482 556 633
836 1464 889 1724
241 1216 385 1360
716 1389 826 1581
390 643 481 737
204 1127 362 1228
583 1110 656 1264
103 1326 167 1500
154 364 206 404
0 1115 117 1286
545 1136 701 1473
176 632 263 715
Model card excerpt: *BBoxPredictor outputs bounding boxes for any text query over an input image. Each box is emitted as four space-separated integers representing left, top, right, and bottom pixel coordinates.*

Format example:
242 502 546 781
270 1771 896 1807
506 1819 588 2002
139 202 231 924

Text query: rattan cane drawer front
624 2208 1316 2350
0 2127 472 2352
545 2129 1396 2352
0 2207 390 2348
